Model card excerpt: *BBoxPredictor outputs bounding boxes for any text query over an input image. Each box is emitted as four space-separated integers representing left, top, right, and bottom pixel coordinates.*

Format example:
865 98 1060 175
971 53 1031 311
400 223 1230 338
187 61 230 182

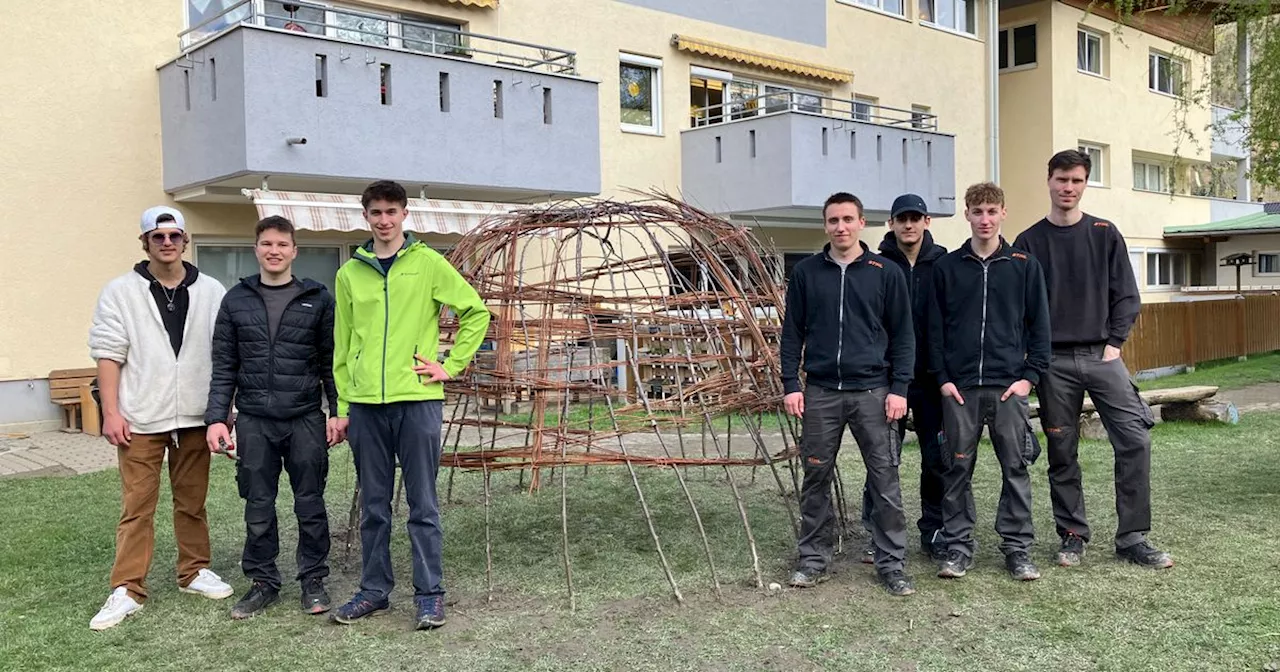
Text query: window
920 0 976 34
690 68 729 126
1078 143 1105 185
846 0 904 16
1149 52 1185 96
998 24 1037 71
1128 248 1144 287
197 244 345 294
912 105 933 129
401 16 466 55
666 251 737 295
1133 160 1168 193
693 73 822 125
783 253 811 282
620 53 662 134
853 95 878 122
264 1 325 32
1077 28 1103 75
1145 251 1201 289
1258 253 1280 275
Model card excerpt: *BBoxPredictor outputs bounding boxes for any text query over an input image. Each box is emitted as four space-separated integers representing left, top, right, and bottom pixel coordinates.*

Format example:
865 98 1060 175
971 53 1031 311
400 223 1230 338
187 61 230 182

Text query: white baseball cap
140 205 186 234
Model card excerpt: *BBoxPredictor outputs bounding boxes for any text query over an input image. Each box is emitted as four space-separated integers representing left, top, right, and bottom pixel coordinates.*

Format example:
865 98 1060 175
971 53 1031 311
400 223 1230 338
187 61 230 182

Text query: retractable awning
242 189 518 235
672 35 853 83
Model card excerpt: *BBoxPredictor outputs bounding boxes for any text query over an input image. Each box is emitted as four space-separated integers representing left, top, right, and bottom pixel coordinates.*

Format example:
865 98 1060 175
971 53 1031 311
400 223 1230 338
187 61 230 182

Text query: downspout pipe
989 0 1000 182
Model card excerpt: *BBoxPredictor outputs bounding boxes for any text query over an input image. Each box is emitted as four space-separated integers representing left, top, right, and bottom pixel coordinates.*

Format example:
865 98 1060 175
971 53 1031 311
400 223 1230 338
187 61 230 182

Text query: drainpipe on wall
988 0 1000 183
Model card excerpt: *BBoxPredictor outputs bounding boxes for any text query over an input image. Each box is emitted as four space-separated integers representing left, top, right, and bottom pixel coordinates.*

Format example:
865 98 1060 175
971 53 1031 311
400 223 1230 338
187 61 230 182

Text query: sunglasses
149 231 185 244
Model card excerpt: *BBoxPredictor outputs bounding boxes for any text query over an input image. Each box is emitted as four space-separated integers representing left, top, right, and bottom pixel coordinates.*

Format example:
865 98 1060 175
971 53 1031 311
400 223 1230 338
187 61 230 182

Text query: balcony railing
178 0 578 75
690 91 939 130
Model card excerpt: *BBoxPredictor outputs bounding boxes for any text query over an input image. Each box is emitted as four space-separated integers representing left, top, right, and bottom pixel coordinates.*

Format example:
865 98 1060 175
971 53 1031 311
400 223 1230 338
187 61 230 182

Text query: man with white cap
88 206 233 630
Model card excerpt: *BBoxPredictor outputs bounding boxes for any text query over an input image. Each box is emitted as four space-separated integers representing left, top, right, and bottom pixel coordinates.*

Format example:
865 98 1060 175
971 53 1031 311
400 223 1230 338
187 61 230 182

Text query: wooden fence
1122 295 1280 372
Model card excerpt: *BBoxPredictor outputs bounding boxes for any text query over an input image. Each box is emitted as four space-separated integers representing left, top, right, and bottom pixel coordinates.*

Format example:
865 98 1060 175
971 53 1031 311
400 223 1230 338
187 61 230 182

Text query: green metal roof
1164 204 1280 236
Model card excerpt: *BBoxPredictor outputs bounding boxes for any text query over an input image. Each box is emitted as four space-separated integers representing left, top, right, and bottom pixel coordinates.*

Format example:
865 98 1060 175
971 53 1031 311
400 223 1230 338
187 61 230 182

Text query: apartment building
0 0 992 429
996 0 1262 300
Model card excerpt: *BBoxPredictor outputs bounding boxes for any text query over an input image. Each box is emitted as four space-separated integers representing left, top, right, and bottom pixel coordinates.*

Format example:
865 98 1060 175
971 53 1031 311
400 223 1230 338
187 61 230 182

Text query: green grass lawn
3 413 1280 671
1139 351 1280 392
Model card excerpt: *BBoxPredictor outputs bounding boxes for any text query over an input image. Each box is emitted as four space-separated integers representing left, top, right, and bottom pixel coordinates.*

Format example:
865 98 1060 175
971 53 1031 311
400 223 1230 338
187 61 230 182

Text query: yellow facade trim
437 0 498 8
671 35 853 83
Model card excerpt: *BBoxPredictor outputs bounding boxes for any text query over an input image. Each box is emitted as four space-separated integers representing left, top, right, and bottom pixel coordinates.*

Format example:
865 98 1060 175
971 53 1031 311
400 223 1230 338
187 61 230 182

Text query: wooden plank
49 377 95 390
49 367 97 380
51 388 82 400
52 398 79 405
80 384 101 437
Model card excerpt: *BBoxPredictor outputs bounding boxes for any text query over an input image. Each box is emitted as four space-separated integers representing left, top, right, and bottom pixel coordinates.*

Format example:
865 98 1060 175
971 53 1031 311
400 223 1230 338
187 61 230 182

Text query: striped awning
439 0 498 7
672 35 853 83
243 189 517 235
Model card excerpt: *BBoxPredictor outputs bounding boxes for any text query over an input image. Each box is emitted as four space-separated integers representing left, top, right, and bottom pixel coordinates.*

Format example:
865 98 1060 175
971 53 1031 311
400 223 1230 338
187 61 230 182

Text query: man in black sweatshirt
862 194 948 563
928 182 1051 582
781 192 917 597
206 216 347 620
1013 149 1173 570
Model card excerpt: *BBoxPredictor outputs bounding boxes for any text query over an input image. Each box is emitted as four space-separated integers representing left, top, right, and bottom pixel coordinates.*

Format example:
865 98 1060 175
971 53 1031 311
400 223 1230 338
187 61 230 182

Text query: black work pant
235 411 331 591
797 385 907 575
1038 344 1156 549
861 384 945 549
939 387 1036 558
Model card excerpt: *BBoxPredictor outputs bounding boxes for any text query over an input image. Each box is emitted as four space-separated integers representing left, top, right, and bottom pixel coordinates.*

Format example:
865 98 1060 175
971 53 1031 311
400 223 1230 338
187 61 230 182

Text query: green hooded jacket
333 234 490 416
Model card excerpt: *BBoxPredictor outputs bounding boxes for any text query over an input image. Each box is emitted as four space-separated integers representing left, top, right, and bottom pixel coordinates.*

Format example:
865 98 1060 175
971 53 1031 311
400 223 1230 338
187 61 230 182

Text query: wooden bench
1028 385 1231 422
48 368 100 436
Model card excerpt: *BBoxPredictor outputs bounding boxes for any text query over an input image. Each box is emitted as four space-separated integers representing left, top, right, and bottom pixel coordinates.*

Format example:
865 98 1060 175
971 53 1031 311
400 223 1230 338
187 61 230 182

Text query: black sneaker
229 582 279 620
414 595 446 630
1116 541 1174 569
880 570 916 596
300 577 331 615
861 539 875 565
936 549 973 579
1057 532 1086 567
1005 551 1041 581
329 593 390 624
787 568 827 588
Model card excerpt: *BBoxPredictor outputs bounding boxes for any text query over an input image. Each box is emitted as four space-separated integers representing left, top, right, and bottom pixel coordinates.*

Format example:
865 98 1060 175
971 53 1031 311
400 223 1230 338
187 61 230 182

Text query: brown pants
110 428 212 602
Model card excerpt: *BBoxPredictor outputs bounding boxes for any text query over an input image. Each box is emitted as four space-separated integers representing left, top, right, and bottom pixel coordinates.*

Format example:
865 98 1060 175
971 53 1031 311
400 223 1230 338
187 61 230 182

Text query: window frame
1133 159 1169 194
619 52 663 135
1077 27 1104 76
837 0 906 18
1149 50 1186 97
1077 142 1106 187
998 22 1038 72
1256 252 1280 276
852 95 878 122
1144 249 1201 290
920 0 977 35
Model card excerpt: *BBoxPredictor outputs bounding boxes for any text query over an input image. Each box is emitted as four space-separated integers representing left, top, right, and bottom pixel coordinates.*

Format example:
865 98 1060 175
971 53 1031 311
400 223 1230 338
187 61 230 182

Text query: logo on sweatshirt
301 303 313 308
1094 221 1111 227
1011 252 1028 260
866 260 884 269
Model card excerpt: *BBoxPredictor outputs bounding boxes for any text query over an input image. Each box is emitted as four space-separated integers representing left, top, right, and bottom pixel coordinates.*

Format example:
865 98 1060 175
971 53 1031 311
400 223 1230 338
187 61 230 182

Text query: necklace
159 284 178 312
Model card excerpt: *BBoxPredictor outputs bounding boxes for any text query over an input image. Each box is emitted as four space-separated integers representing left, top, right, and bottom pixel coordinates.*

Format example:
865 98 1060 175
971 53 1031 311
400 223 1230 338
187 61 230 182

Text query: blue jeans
349 401 444 601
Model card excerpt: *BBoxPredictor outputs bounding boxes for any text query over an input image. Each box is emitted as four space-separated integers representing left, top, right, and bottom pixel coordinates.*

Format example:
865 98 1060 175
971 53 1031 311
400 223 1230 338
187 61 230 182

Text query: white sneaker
179 568 234 600
89 587 142 631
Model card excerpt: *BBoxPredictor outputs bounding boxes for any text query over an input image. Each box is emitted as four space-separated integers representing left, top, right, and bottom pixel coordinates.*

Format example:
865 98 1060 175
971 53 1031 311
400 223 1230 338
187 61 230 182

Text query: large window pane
293 247 343 292
1013 25 1036 66
403 17 464 55
1259 254 1279 274
334 10 388 46
198 245 342 293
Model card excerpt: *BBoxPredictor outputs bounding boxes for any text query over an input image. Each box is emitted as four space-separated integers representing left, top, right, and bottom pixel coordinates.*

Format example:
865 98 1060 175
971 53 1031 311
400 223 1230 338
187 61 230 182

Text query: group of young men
782 149 1175 596
83 148 1172 630
87 179 491 631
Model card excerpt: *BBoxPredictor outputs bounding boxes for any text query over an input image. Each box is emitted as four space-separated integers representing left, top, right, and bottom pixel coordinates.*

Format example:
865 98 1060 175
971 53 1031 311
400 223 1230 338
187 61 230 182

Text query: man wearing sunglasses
88 206 232 630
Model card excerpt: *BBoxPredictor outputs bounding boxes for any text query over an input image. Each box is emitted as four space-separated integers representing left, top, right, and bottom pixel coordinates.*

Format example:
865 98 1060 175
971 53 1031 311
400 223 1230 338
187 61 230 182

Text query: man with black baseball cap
854 194 948 562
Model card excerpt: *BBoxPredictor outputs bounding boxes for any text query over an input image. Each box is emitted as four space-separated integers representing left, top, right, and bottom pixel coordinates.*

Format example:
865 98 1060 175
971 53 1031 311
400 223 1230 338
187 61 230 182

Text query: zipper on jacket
382 275 390 402
836 265 847 390
978 261 989 386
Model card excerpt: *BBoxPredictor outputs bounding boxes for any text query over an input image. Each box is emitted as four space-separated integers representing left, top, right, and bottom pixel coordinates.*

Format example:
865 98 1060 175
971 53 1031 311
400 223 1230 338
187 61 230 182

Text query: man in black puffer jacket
205 216 343 621
862 194 948 563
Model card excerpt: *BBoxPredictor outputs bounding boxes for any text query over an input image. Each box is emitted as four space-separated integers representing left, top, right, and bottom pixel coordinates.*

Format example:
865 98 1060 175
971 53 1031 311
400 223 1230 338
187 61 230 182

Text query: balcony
680 93 956 222
159 1 600 203
1212 105 1248 161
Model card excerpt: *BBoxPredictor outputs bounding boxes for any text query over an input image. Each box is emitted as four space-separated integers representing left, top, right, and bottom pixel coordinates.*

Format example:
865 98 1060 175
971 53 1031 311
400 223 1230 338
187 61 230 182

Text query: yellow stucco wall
0 0 991 380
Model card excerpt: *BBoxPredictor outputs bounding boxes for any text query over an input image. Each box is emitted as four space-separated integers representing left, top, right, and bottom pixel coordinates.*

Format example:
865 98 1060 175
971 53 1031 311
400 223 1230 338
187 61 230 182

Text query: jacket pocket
1129 379 1156 429
1022 421 1042 466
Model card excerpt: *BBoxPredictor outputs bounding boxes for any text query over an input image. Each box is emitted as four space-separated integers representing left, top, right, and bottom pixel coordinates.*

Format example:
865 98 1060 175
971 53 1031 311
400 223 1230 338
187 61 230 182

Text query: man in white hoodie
87 206 233 631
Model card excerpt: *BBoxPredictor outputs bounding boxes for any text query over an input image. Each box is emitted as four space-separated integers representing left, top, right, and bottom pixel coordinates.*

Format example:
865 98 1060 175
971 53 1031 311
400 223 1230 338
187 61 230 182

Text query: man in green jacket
328 180 491 631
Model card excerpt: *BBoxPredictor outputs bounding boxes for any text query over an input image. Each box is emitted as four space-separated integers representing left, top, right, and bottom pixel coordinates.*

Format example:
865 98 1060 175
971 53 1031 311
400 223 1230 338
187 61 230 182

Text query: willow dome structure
433 195 809 604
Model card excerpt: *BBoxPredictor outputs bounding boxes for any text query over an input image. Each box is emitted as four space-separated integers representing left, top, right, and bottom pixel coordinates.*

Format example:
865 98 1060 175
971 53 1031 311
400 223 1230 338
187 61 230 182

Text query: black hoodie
878 230 947 385
927 238 1052 390
781 242 914 397
133 261 200 356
